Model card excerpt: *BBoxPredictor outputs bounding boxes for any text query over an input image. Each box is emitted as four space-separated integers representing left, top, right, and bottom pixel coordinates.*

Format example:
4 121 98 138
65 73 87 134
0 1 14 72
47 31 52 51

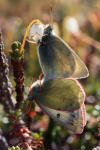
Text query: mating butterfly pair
25 20 89 134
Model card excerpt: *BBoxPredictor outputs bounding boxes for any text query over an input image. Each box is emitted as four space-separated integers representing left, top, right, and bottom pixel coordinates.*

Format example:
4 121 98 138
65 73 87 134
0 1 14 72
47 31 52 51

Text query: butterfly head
43 25 53 36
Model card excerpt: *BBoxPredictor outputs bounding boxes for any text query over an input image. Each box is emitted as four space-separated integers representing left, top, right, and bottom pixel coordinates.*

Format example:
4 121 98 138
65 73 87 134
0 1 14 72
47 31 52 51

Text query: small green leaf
16 146 21 150
11 146 16 150
11 41 21 51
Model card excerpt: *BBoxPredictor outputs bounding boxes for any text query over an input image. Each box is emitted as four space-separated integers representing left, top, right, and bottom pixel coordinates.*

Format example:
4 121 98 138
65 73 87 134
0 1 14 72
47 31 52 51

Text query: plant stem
0 30 14 113
10 41 24 109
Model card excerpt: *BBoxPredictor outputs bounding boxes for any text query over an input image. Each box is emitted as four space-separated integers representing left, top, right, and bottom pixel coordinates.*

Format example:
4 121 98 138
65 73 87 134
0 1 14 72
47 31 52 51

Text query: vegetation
0 0 100 150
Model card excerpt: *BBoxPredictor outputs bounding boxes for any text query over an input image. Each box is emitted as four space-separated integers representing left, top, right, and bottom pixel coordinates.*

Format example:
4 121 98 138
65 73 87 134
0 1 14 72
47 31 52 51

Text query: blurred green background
0 0 100 149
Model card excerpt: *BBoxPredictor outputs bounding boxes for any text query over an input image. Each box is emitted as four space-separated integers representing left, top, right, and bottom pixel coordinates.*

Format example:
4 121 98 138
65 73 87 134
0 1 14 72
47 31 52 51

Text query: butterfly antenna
50 5 53 27
47 0 54 27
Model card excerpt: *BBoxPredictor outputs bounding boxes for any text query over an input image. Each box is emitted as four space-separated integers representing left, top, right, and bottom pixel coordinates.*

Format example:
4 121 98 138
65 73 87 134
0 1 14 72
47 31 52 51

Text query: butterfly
23 20 89 133
28 78 86 134
25 20 89 81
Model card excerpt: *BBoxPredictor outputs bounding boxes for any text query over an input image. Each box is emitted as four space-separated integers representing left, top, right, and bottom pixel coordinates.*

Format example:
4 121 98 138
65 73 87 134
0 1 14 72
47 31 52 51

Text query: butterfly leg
39 73 44 89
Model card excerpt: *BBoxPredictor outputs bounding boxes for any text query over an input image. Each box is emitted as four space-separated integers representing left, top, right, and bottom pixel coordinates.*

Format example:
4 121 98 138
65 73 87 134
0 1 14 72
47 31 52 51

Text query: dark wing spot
71 113 76 118
67 51 71 56
57 113 60 118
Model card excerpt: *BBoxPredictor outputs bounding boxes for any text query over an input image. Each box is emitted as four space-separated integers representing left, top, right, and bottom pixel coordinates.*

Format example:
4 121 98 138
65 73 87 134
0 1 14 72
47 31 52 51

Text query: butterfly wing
38 33 89 81
29 78 85 111
37 101 86 134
